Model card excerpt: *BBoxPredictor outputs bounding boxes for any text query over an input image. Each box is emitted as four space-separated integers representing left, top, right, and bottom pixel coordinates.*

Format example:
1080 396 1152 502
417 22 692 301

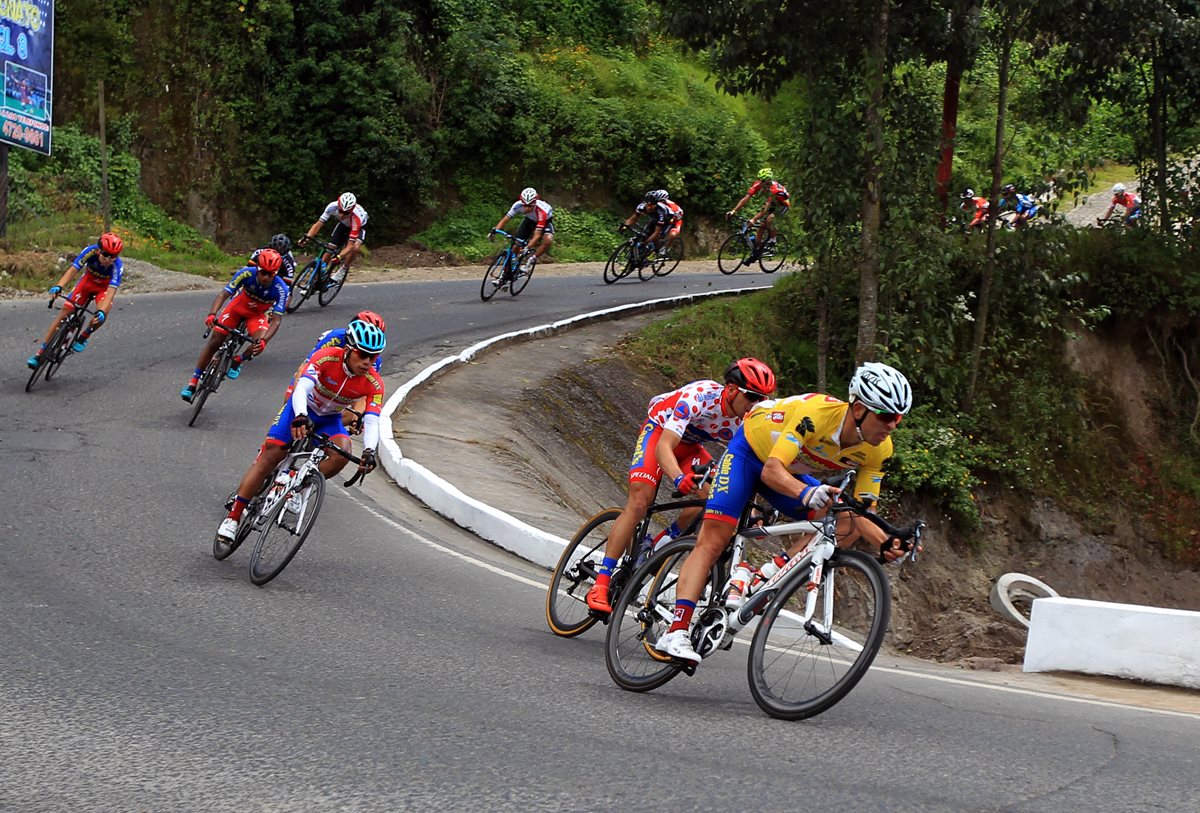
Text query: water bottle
758 553 790 581
725 563 756 609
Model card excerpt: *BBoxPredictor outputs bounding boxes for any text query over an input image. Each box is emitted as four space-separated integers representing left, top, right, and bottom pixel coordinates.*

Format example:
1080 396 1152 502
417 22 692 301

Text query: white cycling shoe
655 629 702 663
215 518 239 545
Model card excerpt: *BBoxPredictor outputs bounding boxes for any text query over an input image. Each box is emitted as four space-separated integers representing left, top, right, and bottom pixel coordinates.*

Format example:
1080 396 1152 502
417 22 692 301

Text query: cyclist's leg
38 276 91 348
231 313 272 371
313 413 354 478
219 417 290 541
76 284 116 349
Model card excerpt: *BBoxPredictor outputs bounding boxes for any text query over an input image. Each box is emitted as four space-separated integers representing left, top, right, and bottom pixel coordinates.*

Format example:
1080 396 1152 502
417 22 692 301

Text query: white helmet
519 187 539 205
849 362 913 415
1112 183 1126 196
338 192 357 211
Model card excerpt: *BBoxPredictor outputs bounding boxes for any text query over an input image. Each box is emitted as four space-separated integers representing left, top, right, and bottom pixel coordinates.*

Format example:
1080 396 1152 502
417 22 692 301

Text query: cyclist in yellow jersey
655 362 915 664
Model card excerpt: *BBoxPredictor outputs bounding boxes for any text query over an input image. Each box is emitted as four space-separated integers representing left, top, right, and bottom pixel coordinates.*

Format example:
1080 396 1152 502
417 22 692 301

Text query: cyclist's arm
761 457 809 500
291 373 315 416
303 218 324 242
653 428 687 486
207 290 232 320
95 285 118 316
748 201 772 226
728 193 753 216
493 214 512 233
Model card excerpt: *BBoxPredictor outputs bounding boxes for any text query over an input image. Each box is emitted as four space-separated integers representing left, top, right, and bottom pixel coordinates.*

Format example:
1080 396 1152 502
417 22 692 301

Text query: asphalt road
2 270 1197 812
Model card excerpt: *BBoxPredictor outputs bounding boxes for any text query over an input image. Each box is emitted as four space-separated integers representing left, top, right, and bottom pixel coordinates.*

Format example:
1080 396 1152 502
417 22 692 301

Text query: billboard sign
0 0 52 155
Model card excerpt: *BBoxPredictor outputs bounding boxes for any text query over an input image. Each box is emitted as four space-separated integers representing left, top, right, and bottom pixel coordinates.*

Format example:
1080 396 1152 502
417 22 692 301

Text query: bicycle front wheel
747 548 890 720
602 243 626 284
758 234 789 274
187 351 226 427
41 315 80 383
604 537 711 693
717 233 750 274
655 240 684 277
286 261 318 313
248 471 326 585
480 254 507 301
546 509 622 637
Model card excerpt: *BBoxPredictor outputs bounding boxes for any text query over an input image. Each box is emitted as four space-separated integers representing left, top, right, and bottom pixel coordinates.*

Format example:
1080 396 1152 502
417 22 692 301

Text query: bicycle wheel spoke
249 472 326 585
546 509 620 636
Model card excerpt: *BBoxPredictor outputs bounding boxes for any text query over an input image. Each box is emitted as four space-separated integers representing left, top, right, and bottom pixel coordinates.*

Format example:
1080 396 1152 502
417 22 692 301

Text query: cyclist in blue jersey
28 233 125 369
1000 184 1040 229
181 251 289 402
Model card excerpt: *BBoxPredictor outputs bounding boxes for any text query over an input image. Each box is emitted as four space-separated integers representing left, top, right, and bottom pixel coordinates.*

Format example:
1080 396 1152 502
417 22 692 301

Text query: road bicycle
186 323 255 426
603 225 683 284
717 216 789 274
213 430 369 586
25 293 104 393
481 229 535 301
545 465 713 637
286 239 345 313
604 470 924 720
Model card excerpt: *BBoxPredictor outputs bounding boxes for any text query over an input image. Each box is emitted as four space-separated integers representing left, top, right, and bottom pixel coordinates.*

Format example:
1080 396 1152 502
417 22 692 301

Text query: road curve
2 270 1197 812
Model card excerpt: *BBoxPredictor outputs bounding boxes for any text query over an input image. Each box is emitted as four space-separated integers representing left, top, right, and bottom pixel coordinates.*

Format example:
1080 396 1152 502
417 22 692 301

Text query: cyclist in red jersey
490 187 554 273
215 319 387 546
584 358 778 616
727 168 790 250
28 232 125 369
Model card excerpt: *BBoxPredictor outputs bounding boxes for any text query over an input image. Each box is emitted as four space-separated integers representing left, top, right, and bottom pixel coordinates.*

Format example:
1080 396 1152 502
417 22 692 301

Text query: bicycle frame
491 230 527 279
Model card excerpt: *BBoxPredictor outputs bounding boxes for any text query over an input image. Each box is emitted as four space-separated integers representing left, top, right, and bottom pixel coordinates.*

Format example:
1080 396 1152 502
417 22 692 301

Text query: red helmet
724 357 777 397
256 248 282 274
99 232 123 256
355 310 387 332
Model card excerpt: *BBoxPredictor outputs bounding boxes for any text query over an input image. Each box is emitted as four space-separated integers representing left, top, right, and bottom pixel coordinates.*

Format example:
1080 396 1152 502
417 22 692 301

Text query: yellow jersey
741 393 892 501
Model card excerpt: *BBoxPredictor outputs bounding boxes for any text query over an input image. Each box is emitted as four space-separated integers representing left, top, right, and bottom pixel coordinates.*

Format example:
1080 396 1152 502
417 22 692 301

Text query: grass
0 210 243 290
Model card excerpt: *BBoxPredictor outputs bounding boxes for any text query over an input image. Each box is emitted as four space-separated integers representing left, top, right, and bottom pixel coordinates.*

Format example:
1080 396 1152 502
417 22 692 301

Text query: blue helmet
346 319 386 354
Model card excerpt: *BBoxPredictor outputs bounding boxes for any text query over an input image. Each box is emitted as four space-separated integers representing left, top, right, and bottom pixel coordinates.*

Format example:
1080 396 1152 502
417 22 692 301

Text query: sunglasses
736 386 769 403
99 251 117 260
349 347 381 361
870 408 903 424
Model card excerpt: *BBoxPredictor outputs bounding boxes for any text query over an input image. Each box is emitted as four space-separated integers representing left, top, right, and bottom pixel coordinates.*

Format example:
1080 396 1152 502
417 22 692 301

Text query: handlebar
825 470 926 564
490 229 529 247
290 430 372 487
45 292 102 316
670 463 714 498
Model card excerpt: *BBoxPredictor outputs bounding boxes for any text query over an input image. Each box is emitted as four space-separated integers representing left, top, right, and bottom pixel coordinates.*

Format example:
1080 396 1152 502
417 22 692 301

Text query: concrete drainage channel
377 286 768 569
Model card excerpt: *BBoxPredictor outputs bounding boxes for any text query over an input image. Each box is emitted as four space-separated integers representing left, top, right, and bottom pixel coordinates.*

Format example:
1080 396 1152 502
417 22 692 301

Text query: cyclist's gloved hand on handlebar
487 230 496 241
205 313 217 329
291 414 314 440
49 285 62 295
250 338 267 357
297 235 309 247
360 448 377 474
93 310 106 326
801 483 840 511
878 536 914 564
672 472 699 496
725 211 736 220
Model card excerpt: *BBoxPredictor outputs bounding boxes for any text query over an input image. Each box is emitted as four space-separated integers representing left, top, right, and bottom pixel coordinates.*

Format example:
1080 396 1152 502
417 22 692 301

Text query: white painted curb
1024 597 1200 690
379 286 770 568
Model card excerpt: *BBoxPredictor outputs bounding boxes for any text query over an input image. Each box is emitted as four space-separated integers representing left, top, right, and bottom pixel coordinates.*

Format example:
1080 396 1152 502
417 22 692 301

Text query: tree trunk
963 31 1013 412
855 0 889 366
935 1 979 219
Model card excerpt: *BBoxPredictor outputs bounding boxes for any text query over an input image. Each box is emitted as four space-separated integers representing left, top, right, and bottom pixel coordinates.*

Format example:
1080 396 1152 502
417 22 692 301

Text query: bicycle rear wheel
248 471 326 585
318 265 346 306
655 240 684 277
510 258 533 296
717 233 750 274
747 548 890 720
637 249 657 282
286 261 318 313
546 508 622 637
480 254 507 301
605 537 717 692
758 234 789 273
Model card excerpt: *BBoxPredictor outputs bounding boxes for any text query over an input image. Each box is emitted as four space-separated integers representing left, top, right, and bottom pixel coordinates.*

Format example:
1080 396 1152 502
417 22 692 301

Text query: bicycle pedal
679 661 698 677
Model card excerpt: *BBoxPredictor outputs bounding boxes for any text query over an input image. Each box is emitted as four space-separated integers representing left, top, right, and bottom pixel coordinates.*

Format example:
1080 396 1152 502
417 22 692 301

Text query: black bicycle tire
637 249 657 282
604 536 724 693
545 508 623 637
510 257 533 296
758 234 789 274
286 261 318 313
602 243 624 284
655 240 684 277
41 313 80 383
480 253 507 301
187 347 227 426
248 471 327 585
717 233 750 275
317 265 346 307
747 548 890 720
212 495 262 560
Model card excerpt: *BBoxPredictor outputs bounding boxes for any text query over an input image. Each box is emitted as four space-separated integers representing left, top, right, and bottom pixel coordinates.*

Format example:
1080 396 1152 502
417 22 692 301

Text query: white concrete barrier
1023 597 1200 690
379 285 770 570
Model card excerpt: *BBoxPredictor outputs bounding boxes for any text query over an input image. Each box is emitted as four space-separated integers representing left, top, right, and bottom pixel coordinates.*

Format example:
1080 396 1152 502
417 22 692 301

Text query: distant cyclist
215 318 387 546
250 234 297 286
180 249 288 402
1000 184 1040 229
1101 183 1141 227
584 358 778 616
960 187 991 231
622 189 682 256
727 168 789 249
490 187 554 274
298 192 367 283
28 232 125 369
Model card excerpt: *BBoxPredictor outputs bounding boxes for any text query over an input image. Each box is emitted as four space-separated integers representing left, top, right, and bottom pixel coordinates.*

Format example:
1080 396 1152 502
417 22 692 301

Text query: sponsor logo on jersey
673 403 690 421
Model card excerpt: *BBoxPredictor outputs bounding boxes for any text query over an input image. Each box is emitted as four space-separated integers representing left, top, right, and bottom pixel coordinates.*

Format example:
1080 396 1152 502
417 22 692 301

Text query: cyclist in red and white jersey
584 358 778 616
214 319 386 546
728 168 790 249
490 187 554 273
299 192 367 283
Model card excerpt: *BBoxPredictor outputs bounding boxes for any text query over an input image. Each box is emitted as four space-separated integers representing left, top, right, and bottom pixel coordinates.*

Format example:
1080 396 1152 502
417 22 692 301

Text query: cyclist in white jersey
299 192 368 283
